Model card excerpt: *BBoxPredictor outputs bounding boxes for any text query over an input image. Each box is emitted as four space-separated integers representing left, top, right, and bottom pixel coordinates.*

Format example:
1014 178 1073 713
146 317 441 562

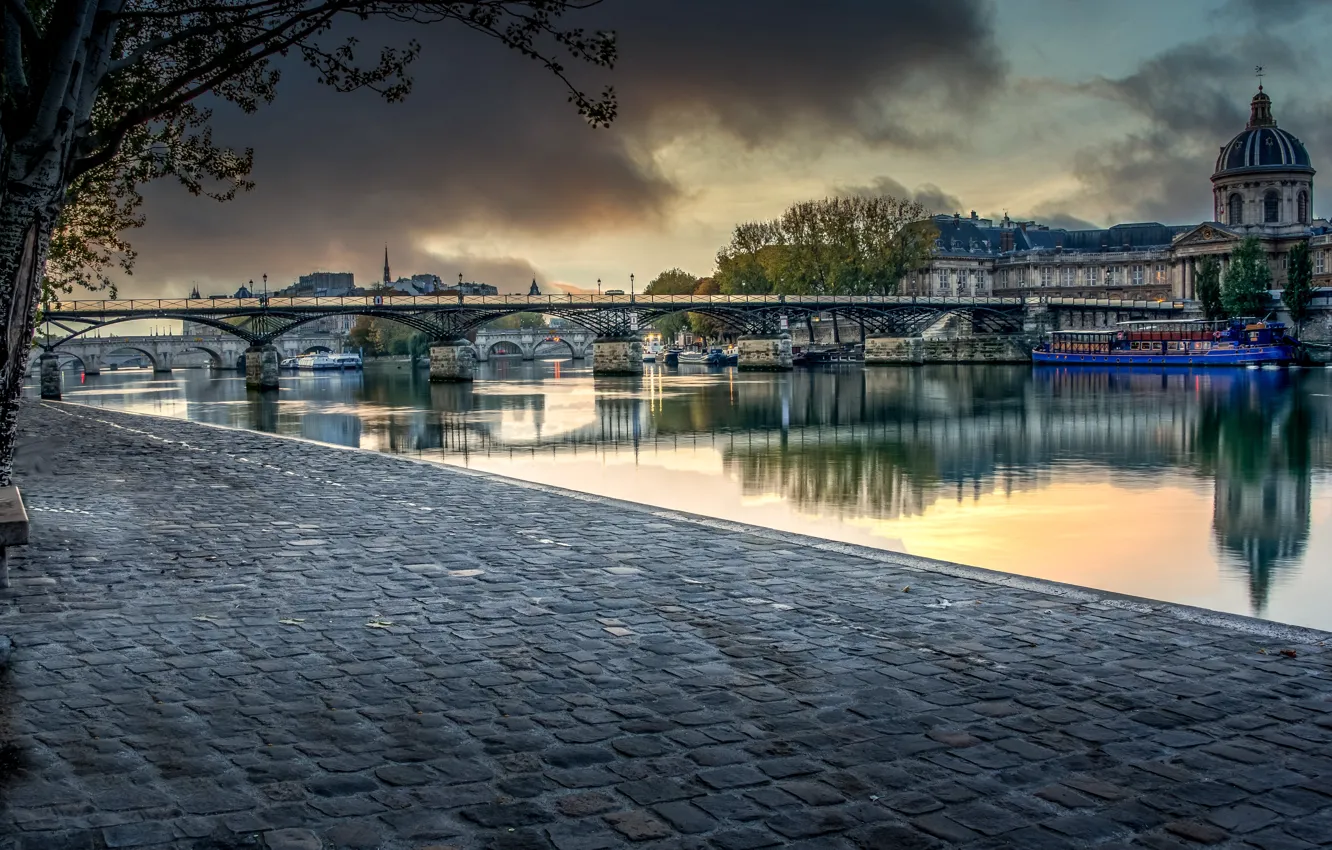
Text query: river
36 358 1332 630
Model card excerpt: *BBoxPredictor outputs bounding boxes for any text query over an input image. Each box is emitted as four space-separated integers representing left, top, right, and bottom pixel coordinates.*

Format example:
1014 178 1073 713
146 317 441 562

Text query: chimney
1000 231 1014 252
970 210 978 221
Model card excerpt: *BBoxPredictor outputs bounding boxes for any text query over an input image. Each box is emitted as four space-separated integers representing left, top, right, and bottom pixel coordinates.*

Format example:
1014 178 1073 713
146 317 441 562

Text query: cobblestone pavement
2 401 1331 850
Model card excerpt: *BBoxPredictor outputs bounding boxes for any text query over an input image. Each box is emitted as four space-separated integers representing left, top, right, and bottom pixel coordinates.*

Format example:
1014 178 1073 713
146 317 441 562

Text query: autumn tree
0 0 616 483
688 278 726 343
713 195 935 343
485 312 547 330
1194 255 1224 320
1283 241 1314 336
1222 236 1274 319
643 267 697 343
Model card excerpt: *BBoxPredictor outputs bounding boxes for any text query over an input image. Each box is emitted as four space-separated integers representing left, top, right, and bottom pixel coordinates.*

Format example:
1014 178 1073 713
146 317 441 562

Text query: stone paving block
5 403 1332 850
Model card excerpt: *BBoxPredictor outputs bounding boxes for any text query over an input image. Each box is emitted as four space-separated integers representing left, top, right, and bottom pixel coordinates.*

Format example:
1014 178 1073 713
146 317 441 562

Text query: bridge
36 292 1191 390
472 328 595 362
38 332 343 377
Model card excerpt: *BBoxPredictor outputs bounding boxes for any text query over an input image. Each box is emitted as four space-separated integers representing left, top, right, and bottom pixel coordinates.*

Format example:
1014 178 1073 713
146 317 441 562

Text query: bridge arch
180 343 226 368
487 340 525 358
102 346 162 371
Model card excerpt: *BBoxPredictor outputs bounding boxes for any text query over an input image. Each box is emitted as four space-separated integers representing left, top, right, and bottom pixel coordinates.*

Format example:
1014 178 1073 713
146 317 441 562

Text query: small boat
676 349 711 365
280 357 300 369
642 339 664 363
718 346 739 366
330 353 363 370
793 347 833 366
296 353 336 370
1032 319 1298 367
664 348 681 367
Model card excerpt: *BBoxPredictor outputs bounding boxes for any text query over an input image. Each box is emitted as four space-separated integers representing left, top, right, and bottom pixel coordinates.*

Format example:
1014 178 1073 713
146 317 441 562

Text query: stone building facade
902 88 1326 301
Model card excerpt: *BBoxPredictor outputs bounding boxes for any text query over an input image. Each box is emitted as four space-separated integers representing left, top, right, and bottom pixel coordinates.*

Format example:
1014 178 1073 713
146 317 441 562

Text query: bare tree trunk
832 313 841 344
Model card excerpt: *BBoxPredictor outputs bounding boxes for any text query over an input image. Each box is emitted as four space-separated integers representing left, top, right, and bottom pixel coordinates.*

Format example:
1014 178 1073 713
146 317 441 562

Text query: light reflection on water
36 359 1332 630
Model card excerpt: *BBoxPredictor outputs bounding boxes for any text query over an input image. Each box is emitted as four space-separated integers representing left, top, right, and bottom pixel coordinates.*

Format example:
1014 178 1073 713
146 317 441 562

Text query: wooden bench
0 485 30 589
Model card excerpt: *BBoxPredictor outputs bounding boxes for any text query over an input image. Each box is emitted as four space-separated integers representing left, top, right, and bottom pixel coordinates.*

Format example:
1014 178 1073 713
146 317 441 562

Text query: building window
1107 267 1120 286
1154 264 1166 284
1229 193 1244 225
1317 251 1326 275
1062 267 1074 287
1298 191 1310 224
1040 267 1052 287
1264 190 1280 224
1131 265 1144 286
1084 266 1098 286
955 270 965 294
968 269 977 293
937 270 947 293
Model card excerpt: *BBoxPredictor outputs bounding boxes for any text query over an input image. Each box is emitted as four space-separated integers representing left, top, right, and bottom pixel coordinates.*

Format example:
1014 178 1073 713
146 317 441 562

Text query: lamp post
597 278 602 295
262 273 268 300
630 273 635 296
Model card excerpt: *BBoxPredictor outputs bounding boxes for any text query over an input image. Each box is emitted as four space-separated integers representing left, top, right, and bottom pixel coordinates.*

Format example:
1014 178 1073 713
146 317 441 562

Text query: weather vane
1255 65 1264 89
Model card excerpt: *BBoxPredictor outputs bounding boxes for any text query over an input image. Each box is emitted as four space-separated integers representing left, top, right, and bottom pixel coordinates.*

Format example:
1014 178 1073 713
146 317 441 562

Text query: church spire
383 244 391 286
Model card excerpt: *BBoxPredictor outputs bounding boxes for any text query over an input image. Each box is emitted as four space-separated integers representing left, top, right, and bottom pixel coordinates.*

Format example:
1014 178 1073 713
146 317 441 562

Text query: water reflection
42 360 1332 627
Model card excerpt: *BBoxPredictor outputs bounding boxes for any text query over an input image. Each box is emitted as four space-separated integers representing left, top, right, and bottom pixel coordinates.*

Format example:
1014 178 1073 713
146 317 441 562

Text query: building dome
1213 88 1313 178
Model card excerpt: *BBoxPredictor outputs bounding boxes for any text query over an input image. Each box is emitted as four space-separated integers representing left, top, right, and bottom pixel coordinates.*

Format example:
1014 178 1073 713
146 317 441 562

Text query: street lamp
630 273 635 296
262 273 268 299
597 278 602 295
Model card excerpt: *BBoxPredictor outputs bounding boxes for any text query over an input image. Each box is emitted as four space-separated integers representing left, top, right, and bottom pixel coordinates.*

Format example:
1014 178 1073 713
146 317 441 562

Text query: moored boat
1033 319 1297 367
296 353 336 370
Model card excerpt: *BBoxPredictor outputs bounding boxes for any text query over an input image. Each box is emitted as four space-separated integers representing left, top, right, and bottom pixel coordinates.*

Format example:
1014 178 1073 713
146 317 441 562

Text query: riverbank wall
2 401 1329 849
865 334 1033 364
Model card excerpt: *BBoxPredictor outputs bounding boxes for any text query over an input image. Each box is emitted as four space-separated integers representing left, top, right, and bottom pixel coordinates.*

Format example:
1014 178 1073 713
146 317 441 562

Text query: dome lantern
1248 86 1275 129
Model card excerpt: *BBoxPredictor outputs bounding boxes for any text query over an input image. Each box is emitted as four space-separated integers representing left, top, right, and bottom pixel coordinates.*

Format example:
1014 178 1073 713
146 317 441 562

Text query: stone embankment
1 401 1330 850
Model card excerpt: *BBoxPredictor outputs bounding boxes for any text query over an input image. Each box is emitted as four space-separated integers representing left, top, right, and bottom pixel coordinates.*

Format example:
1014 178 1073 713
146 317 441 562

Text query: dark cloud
127 1 1004 295
1055 33 1330 225
834 176 964 215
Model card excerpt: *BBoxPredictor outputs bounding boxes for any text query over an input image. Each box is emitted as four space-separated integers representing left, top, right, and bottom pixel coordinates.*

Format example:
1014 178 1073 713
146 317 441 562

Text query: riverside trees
713 195 937 343
0 0 615 484
1222 236 1274 319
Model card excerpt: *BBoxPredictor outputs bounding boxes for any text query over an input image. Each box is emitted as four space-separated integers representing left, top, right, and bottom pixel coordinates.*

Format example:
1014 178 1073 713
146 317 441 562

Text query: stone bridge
40 333 342 375
472 328 594 361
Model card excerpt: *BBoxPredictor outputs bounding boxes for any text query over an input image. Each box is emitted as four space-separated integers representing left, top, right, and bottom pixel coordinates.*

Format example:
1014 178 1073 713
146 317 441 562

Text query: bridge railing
43 294 1036 312
41 293 1198 314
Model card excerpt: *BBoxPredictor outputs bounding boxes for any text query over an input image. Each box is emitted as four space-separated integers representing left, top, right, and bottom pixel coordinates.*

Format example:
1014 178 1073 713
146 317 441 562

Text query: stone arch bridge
39 333 343 375
37 293 1189 390
472 328 594 362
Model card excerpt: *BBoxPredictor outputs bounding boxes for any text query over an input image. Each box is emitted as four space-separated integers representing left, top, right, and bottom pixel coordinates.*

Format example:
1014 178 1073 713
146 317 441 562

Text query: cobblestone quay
2 402 1332 850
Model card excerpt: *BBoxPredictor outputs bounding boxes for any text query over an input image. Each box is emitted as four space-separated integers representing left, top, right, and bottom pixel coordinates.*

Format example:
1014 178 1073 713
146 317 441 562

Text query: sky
122 0 1332 298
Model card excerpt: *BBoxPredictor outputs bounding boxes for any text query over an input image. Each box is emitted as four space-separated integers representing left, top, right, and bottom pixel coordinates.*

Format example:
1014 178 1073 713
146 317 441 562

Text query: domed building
902 85 1327 305
1212 87 1314 232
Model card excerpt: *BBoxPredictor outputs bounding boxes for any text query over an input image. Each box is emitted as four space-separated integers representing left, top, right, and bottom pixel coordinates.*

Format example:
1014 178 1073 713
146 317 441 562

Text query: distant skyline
123 0 1332 297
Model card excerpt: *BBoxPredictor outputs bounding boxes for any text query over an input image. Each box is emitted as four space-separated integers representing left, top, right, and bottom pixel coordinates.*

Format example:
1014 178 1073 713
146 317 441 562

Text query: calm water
35 359 1332 630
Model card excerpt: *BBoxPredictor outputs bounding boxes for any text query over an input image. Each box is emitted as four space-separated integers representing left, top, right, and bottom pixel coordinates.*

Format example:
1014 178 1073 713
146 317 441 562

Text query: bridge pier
429 341 476 382
736 334 792 371
152 351 173 373
39 353 61 399
245 345 280 390
592 337 643 376
81 353 101 375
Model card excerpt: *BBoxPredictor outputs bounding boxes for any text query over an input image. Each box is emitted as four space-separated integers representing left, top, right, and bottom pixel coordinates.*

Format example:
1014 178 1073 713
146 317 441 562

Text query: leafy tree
688 278 726 343
713 195 936 343
347 315 382 354
1194 255 1224 320
644 268 697 343
1222 236 1274 319
0 1 616 483
1283 241 1315 336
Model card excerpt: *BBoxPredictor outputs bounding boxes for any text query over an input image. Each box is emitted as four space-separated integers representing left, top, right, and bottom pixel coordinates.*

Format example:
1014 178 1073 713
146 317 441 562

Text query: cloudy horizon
122 0 1332 298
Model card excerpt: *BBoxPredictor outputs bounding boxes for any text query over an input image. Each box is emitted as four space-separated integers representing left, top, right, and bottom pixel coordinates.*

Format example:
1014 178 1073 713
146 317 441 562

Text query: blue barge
1033 319 1297 367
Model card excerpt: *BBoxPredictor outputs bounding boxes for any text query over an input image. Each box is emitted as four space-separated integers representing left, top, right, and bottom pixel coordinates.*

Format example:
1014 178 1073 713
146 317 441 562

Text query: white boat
296 353 336 370
330 353 363 370
280 357 300 369
642 340 664 363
